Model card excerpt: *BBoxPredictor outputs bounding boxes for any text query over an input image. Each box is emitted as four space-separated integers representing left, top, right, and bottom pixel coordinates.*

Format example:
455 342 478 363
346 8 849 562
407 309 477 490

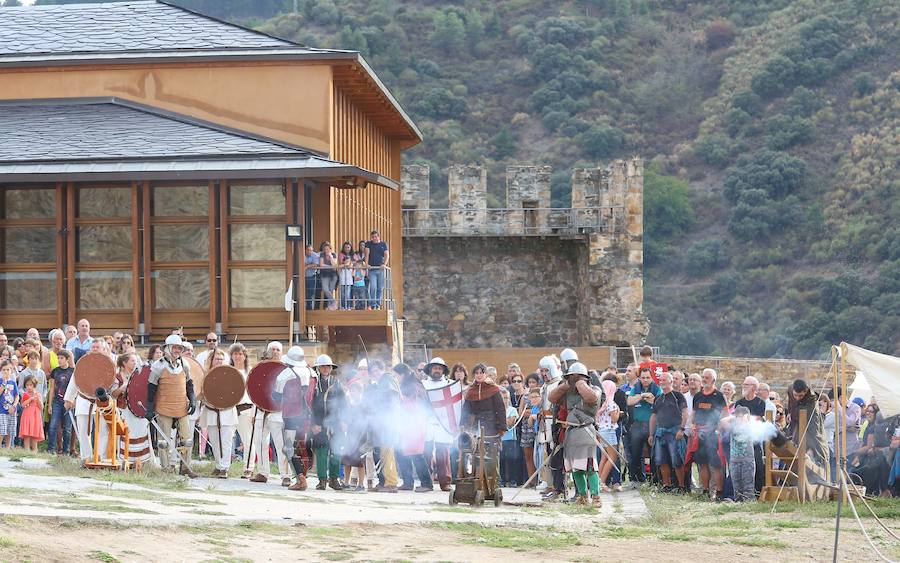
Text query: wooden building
0 0 421 346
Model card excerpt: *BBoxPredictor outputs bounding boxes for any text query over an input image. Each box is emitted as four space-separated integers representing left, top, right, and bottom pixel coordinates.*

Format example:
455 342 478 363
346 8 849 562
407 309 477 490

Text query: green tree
644 166 693 264
578 124 624 159
429 10 466 55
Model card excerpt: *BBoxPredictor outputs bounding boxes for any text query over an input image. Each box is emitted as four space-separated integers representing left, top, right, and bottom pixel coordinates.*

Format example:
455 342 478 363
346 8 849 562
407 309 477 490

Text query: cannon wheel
493 488 503 507
473 490 484 507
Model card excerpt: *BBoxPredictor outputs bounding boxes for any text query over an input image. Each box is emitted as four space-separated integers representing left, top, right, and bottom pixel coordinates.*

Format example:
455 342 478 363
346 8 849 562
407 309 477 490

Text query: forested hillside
18 0 899 359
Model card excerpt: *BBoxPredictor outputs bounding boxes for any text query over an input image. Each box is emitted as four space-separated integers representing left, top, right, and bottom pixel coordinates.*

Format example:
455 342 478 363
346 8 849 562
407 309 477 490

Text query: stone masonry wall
402 158 648 349
403 237 581 348
660 355 835 395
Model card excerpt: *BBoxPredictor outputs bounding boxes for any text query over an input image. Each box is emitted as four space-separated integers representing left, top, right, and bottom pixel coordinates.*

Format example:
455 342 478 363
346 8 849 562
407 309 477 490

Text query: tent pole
831 345 845 563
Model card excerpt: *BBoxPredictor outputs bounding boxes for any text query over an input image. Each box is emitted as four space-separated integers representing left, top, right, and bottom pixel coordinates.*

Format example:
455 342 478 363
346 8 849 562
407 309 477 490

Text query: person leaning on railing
364 230 389 310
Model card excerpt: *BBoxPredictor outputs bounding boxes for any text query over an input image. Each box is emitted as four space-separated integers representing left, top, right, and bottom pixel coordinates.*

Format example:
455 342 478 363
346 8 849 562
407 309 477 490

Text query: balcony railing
401 206 624 237
302 265 394 314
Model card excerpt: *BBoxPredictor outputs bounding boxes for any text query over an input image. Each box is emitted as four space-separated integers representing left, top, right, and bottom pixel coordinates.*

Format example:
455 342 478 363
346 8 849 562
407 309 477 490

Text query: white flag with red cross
426 380 463 435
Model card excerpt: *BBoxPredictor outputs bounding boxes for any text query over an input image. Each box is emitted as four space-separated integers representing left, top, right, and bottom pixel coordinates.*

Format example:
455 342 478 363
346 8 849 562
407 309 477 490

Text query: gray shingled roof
0 1 306 56
0 99 307 162
0 98 398 188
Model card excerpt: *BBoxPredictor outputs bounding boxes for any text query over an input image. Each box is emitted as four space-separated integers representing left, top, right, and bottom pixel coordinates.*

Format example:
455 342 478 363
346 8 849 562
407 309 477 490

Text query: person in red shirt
638 345 667 385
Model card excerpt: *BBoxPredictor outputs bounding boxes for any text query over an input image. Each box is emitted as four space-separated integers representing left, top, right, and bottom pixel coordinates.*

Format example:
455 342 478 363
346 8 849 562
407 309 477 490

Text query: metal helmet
284 346 306 367
164 334 185 347
566 362 589 377
538 355 561 379
560 348 578 363
424 356 449 375
357 358 368 370
314 354 338 369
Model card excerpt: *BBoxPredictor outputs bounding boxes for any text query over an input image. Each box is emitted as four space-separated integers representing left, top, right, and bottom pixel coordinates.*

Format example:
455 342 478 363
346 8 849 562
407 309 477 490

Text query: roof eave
0 49 422 144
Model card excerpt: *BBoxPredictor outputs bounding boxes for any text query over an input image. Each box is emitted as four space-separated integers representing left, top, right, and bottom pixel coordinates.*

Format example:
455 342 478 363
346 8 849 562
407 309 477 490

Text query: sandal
600 485 612 493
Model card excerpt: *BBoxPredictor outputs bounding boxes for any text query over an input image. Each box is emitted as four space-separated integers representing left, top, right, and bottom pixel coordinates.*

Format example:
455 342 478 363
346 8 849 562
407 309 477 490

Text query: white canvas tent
849 371 872 404
840 342 900 417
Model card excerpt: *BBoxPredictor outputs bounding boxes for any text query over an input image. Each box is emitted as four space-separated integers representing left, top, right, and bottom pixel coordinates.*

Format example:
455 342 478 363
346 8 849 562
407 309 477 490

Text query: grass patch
0 537 15 547
431 506 475 514
90 551 120 563
188 509 230 516
732 537 788 549
769 519 809 529
431 522 579 551
659 532 694 541
305 526 345 538
318 551 355 562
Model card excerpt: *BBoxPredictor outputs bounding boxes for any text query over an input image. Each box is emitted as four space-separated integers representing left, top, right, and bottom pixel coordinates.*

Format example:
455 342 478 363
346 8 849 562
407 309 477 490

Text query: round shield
202 365 246 410
74 352 116 399
247 360 285 412
183 356 206 401
126 365 151 418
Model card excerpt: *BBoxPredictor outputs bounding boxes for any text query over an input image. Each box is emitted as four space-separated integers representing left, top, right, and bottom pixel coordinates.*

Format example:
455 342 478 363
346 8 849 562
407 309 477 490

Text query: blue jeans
367 268 385 308
304 275 320 309
339 285 352 309
47 397 72 454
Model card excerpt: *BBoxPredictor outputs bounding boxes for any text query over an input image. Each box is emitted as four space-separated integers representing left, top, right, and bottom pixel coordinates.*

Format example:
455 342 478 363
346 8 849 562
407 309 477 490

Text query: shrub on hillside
578 124 624 158
728 191 802 240
686 239 730 274
644 166 693 264
731 90 763 116
705 19 737 50
852 72 877 97
429 10 466 55
410 88 468 119
694 134 732 167
709 271 741 305
784 86 823 117
765 114 814 149
723 150 807 201
724 108 753 137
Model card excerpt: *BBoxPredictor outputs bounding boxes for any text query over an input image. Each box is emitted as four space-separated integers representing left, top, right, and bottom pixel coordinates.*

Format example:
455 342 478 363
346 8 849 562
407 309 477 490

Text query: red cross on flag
427 380 463 434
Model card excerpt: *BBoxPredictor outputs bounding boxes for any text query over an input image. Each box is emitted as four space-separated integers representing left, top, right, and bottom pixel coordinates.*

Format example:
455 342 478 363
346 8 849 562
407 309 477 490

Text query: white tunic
422 377 455 444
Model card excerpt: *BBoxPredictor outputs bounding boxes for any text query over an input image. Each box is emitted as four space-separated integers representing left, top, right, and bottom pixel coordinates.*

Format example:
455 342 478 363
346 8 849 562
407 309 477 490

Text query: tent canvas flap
841 342 900 417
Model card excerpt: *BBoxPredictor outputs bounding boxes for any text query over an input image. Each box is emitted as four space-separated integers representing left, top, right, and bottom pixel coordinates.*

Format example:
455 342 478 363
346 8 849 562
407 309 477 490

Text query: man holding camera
626 367 661 483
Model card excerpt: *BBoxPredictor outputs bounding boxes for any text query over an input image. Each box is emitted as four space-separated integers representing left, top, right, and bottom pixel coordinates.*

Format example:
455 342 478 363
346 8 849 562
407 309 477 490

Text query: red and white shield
427 380 463 434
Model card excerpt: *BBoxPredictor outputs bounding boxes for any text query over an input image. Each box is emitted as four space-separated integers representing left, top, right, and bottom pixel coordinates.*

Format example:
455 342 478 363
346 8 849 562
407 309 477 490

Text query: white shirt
422 376 455 444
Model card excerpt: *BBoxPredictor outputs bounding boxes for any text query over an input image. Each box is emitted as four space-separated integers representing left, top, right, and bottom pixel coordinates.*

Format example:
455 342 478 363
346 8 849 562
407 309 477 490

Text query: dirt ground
0 453 898 562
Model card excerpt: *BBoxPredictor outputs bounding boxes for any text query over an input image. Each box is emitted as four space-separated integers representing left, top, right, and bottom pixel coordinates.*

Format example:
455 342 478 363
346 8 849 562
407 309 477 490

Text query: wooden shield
126 365 151 418
73 352 116 399
184 356 206 401
203 365 246 410
247 360 284 413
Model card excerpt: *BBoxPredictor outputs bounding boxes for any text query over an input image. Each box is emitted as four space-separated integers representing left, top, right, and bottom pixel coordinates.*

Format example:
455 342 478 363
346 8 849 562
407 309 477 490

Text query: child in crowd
339 255 354 310
727 405 756 501
47 350 75 455
18 351 46 400
18 375 44 452
500 388 520 487
0 359 20 448
521 387 541 487
352 260 367 310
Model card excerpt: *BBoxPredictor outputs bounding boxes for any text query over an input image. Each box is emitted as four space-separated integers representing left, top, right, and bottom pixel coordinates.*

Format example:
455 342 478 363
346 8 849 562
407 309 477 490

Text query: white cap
560 348 578 362
164 334 185 347
284 346 306 367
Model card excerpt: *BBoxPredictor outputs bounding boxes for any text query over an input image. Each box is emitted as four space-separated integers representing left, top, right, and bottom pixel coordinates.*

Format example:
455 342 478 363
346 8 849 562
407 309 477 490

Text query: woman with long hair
229 342 255 479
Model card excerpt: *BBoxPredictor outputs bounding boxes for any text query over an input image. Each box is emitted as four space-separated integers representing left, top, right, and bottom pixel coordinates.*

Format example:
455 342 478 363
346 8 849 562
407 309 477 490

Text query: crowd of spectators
304 230 389 311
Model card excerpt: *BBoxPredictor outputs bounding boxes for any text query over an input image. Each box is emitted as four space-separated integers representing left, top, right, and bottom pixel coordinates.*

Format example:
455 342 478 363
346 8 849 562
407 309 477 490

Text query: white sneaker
536 482 549 492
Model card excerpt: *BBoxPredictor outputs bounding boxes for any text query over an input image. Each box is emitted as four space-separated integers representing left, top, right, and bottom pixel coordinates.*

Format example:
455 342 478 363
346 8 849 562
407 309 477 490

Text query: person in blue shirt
304 244 321 310
0 359 20 448
65 318 93 363
626 367 661 483
364 230 389 310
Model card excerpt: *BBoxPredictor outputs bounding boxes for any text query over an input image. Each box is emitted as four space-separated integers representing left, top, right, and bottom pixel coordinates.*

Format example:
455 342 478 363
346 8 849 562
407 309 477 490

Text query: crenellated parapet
400 158 649 348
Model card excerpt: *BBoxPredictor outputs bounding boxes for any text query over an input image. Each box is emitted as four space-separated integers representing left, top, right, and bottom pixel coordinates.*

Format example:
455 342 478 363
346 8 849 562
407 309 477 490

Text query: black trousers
628 421 650 482
501 440 523 486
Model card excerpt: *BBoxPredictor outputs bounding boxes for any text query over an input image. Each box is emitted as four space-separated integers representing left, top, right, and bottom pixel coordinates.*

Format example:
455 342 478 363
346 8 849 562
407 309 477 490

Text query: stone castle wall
401 159 649 350
403 237 580 348
660 354 835 395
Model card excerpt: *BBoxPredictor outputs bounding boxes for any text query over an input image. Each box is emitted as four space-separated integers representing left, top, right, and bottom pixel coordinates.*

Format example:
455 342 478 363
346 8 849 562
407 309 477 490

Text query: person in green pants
311 354 343 490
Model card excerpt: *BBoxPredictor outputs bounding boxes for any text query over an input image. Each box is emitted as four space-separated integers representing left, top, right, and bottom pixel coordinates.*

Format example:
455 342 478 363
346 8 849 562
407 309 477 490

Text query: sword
137 401 187 467
245 406 258 472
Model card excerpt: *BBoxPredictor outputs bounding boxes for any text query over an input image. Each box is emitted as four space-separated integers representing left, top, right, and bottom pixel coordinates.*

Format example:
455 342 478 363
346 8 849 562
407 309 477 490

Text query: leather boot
179 463 198 479
288 475 308 491
328 477 344 491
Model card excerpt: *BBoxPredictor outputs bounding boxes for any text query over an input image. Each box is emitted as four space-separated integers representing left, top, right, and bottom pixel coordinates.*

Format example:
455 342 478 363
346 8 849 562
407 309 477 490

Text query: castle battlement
400 158 643 237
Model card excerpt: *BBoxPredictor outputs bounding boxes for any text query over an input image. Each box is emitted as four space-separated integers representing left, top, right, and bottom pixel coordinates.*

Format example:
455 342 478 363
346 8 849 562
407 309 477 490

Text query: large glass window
230 224 285 261
150 184 210 313
151 185 208 216
226 183 286 312
152 269 210 310
0 272 56 310
0 188 55 219
76 271 132 309
76 225 132 262
229 268 283 308
229 184 285 216
0 227 56 262
152 225 209 261
77 187 131 218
